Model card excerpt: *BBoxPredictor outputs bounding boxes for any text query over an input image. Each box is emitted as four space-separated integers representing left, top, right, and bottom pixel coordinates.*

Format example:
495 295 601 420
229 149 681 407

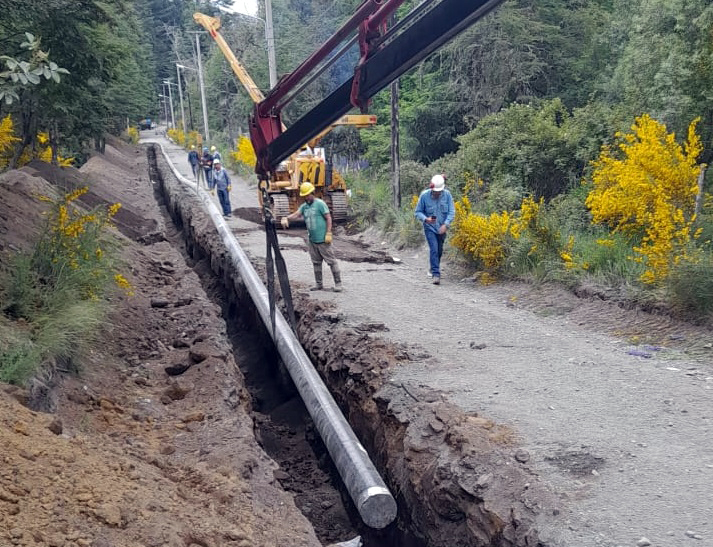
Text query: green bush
0 187 129 385
666 252 713 319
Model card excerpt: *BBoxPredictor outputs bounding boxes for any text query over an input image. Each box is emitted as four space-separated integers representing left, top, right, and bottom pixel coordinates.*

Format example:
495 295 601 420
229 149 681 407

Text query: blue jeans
425 228 445 277
217 188 232 215
204 168 214 189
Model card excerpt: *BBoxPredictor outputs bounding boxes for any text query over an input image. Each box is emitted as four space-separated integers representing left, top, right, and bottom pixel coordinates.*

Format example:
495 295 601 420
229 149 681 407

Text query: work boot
331 267 343 292
432 276 440 285
311 267 323 291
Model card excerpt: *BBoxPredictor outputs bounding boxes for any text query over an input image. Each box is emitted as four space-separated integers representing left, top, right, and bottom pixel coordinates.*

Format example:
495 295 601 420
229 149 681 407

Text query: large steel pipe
150 142 397 529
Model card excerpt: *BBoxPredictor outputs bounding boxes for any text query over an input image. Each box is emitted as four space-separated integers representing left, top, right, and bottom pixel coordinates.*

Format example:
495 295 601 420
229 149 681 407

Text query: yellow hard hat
210 145 216 152
299 182 315 197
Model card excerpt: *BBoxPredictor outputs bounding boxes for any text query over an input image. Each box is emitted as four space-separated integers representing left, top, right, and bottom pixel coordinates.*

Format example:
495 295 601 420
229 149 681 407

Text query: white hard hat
213 159 221 164
430 174 445 191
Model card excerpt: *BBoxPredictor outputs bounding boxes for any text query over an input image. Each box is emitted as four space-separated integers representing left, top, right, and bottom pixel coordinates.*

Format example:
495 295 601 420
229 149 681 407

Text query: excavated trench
147 144 550 547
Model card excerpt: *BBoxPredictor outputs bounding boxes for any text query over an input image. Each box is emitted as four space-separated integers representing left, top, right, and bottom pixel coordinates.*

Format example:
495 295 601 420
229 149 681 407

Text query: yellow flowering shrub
231 136 257 168
450 193 583 280
0 115 20 168
126 127 139 144
450 196 515 272
166 128 186 146
585 114 703 283
185 131 201 149
3 128 73 168
32 187 131 300
1 188 132 385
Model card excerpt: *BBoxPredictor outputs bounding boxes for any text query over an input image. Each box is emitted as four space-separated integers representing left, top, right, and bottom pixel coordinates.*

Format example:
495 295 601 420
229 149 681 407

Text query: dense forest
2 0 713 318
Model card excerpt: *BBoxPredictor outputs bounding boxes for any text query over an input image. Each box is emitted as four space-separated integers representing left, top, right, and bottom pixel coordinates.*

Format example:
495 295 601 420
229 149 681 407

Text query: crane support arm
193 13 266 104
253 0 505 175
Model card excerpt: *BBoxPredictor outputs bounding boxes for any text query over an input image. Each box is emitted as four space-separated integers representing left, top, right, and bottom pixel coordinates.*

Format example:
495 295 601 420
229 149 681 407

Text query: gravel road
153 134 713 547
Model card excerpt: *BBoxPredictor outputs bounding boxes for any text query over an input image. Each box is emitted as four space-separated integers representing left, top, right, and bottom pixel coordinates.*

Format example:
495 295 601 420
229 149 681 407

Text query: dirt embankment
150 145 554 546
0 140 322 547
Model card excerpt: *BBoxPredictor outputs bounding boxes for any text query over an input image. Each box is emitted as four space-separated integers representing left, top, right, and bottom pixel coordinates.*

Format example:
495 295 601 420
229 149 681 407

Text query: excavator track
326 191 348 222
270 193 291 221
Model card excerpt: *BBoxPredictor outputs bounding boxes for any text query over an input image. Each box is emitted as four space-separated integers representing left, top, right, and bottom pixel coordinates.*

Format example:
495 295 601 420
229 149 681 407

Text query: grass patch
347 170 423 248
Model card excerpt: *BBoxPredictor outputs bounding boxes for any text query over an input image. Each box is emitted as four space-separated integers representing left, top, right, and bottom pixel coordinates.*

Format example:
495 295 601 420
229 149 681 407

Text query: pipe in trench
147 141 397 530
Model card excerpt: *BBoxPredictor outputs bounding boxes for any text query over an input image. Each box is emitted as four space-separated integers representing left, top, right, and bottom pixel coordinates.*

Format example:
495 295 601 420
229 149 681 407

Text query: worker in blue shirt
414 174 455 285
212 159 232 218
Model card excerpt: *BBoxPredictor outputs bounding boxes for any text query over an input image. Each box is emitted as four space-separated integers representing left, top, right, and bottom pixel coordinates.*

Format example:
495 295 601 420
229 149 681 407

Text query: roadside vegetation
0 188 131 385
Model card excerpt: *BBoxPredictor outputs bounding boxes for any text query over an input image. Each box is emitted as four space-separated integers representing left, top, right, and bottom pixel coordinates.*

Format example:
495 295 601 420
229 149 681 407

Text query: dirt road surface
154 133 713 547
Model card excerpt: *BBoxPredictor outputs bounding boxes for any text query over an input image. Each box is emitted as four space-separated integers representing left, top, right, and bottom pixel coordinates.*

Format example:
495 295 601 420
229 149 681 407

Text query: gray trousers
308 241 340 285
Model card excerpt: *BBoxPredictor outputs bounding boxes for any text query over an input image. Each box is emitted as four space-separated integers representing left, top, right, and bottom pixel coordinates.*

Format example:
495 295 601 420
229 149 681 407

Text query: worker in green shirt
281 182 343 292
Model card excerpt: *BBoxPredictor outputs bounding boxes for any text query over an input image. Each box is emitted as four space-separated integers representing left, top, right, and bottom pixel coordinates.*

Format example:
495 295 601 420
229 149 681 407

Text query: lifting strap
260 183 297 335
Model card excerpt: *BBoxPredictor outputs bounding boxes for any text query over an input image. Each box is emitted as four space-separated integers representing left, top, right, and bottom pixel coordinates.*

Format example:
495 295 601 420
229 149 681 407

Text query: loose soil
0 138 324 547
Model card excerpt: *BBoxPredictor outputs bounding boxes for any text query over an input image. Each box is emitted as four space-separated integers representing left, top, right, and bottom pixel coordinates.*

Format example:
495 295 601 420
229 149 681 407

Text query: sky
225 0 258 16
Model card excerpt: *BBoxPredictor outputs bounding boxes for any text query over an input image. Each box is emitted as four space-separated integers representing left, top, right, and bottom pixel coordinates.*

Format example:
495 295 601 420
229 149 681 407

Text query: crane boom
251 0 506 176
193 13 265 104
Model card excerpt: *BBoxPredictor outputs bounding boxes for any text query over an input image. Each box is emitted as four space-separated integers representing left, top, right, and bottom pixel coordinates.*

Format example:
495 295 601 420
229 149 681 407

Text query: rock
47 418 63 435
188 348 208 364
181 411 204 423
161 381 191 403
19 449 36 461
13 421 29 436
224 529 249 541
150 298 170 308
514 449 530 463
636 538 651 547
159 444 176 455
0 488 19 504
469 342 487 350
164 362 191 376
685 531 703 540
94 504 123 527
172 338 190 348
273 469 289 481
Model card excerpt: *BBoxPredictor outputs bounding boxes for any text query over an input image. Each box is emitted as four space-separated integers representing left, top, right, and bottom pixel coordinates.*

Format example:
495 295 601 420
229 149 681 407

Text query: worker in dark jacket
213 159 232 218
187 145 200 181
201 147 214 191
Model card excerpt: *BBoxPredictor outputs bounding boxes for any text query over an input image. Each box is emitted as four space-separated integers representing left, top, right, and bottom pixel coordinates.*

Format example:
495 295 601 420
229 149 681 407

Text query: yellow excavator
193 12 376 221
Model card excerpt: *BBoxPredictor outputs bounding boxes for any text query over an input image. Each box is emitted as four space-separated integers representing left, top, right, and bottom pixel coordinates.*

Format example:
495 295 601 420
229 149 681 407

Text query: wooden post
390 77 400 209
695 164 707 218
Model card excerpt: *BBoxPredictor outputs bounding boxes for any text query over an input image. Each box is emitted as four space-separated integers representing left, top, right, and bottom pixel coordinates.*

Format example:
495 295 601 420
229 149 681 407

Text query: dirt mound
0 146 322 547
0 169 57 259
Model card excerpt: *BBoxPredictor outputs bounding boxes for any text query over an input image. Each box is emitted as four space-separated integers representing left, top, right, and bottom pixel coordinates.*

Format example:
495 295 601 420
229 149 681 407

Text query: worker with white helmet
212 159 232 218
414 174 455 285
281 182 342 292
210 145 222 163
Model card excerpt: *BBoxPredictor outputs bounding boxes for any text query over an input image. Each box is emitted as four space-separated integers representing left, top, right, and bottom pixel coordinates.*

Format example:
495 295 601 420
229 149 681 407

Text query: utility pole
176 65 187 133
164 80 176 129
389 15 400 208
195 33 211 143
264 0 278 89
